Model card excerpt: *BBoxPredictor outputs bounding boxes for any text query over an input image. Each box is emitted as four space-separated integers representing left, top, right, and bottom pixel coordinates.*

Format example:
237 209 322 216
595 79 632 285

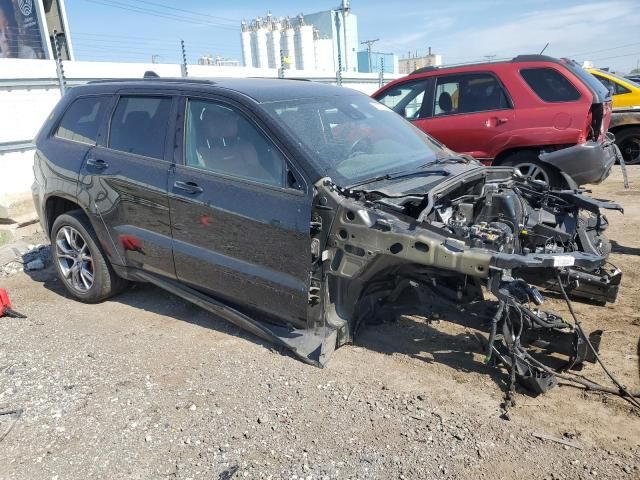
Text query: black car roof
82 77 356 103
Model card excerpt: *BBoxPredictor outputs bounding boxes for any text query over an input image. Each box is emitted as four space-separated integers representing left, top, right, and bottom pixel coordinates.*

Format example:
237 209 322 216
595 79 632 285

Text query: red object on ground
0 288 26 318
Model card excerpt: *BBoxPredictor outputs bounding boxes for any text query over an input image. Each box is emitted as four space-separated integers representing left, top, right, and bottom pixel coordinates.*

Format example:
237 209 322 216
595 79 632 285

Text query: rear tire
614 127 640 165
51 210 127 303
501 150 563 188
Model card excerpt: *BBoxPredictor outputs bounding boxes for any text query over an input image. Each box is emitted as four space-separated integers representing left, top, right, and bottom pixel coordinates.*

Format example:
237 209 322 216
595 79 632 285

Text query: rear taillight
580 109 593 143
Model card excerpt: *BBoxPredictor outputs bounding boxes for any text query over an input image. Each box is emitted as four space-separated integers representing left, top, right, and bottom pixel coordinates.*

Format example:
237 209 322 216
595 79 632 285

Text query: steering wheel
348 137 373 157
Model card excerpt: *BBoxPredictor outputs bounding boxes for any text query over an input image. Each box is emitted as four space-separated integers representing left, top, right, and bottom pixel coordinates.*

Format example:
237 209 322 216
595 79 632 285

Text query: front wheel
51 211 127 303
501 151 563 188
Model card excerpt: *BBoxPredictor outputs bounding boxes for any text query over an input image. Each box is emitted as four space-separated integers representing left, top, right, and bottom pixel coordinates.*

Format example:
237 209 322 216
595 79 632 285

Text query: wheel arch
492 147 542 166
609 124 640 137
43 194 88 237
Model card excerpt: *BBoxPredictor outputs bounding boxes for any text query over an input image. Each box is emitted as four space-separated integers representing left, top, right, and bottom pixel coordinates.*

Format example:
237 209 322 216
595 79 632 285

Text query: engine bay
308 165 628 407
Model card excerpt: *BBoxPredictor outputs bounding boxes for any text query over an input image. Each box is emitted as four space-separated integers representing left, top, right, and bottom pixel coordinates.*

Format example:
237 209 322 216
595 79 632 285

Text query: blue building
357 51 398 73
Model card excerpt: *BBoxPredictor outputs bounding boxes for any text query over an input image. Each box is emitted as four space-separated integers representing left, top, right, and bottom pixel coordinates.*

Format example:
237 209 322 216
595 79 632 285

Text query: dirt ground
0 167 639 480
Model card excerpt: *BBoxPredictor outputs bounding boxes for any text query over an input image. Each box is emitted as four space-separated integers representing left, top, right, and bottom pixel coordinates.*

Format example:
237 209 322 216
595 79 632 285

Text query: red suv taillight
580 108 593 143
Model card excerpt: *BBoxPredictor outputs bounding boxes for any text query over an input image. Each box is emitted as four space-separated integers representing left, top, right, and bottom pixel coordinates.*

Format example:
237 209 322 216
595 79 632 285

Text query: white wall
0 58 402 220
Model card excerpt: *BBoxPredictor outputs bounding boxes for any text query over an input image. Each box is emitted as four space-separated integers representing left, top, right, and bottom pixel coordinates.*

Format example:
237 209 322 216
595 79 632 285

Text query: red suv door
413 72 515 160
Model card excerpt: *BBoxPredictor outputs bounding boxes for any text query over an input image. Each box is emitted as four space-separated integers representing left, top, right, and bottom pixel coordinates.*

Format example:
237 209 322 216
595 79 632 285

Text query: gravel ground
0 167 639 479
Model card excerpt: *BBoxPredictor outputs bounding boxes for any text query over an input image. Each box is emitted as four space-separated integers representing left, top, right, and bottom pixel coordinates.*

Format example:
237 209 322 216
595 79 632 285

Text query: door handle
174 181 203 194
484 117 510 127
86 158 108 169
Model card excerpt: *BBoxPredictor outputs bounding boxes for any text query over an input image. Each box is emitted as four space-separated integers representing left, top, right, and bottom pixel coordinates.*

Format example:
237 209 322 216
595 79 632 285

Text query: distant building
198 55 240 67
399 48 443 74
240 1 359 72
357 51 398 73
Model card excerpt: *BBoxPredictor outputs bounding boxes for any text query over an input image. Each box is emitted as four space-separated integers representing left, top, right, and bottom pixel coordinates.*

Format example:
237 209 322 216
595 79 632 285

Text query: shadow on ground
23 264 286 359
24 262 530 396
611 240 640 256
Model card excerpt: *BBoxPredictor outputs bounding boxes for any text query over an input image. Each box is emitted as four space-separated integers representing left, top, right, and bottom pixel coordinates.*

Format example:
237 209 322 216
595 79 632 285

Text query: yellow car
587 68 640 109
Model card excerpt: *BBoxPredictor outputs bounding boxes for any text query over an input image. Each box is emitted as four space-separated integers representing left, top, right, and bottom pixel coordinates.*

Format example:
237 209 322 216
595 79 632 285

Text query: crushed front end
309 164 622 395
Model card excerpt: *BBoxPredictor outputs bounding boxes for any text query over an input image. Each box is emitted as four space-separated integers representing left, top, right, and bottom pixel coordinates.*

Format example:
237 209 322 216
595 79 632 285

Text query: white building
240 1 359 72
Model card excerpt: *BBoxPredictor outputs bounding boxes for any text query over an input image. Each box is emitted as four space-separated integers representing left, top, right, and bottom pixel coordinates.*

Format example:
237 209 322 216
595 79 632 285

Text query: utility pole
180 40 188 77
483 54 496 63
52 30 66 95
361 38 379 73
336 0 350 72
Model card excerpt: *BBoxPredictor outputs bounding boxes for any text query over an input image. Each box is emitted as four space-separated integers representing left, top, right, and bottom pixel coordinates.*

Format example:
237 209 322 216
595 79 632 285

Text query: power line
73 36 239 51
567 42 640 58
361 38 379 73
125 0 237 24
83 0 239 30
590 51 640 62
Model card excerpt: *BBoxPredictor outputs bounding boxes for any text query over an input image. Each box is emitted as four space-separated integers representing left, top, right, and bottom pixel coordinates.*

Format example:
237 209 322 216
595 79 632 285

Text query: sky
65 0 640 73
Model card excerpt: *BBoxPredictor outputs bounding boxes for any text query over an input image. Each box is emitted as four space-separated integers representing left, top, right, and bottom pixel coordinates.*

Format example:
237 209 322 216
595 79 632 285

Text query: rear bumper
539 140 616 186
31 179 46 235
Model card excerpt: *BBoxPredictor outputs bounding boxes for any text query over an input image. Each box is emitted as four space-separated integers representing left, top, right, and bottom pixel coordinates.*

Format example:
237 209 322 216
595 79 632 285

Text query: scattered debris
1 243 50 277
219 464 239 480
346 385 356 401
531 432 583 450
24 258 45 271
0 408 23 443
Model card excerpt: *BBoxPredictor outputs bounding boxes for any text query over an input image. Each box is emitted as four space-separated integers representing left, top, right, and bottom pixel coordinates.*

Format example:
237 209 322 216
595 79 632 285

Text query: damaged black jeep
34 78 622 396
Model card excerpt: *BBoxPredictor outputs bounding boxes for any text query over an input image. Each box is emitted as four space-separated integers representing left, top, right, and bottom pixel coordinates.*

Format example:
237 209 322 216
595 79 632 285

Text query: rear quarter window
55 96 110 145
520 68 581 103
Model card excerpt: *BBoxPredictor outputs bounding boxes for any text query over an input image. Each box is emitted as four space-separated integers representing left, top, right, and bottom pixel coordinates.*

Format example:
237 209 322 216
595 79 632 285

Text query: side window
376 80 429 119
593 74 630 96
594 74 615 94
108 96 172 159
185 99 284 187
55 96 109 145
615 83 631 95
434 73 510 116
520 68 581 102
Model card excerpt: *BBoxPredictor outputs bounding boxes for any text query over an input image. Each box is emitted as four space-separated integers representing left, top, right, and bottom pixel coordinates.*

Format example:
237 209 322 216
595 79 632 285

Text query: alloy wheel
619 137 640 165
55 225 94 293
513 162 550 184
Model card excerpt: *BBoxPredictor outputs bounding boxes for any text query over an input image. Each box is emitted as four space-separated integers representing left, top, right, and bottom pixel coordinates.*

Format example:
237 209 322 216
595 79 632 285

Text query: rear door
77 93 177 277
168 95 311 327
412 73 515 159
40 94 112 199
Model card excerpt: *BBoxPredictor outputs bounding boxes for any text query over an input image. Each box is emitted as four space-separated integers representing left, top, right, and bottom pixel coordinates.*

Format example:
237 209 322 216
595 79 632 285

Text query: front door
413 72 515 160
168 96 311 327
78 94 177 277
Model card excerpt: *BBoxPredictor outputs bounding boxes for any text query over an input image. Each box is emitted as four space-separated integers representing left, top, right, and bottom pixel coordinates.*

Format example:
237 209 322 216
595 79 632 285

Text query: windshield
262 94 446 186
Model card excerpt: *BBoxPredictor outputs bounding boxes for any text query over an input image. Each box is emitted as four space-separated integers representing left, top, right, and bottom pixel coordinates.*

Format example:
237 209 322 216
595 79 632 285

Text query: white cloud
376 0 640 71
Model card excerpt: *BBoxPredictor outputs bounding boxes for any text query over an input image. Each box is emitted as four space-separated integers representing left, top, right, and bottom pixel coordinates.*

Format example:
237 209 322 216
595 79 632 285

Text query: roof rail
511 54 560 64
86 77 217 85
410 66 440 75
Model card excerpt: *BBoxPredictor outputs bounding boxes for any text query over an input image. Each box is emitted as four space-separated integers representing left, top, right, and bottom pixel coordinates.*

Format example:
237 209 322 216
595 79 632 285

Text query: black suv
33 78 621 392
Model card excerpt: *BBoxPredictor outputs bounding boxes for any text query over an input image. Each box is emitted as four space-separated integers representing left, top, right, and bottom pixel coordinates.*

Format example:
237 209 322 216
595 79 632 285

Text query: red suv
373 55 617 186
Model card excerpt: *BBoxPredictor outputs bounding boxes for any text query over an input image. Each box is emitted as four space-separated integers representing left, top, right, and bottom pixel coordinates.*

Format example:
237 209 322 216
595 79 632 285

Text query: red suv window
520 68 581 103
433 73 511 116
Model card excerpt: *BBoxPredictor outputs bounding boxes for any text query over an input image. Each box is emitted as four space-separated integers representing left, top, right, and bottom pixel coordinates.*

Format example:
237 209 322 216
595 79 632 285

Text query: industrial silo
240 20 253 67
294 16 315 71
